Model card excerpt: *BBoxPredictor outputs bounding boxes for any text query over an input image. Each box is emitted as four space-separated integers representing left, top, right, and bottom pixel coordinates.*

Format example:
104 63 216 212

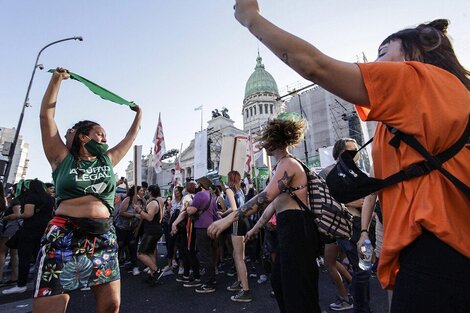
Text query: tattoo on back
237 191 269 218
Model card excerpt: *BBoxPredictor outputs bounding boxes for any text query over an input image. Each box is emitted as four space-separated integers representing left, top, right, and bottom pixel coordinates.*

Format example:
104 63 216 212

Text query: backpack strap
283 156 312 211
385 116 470 200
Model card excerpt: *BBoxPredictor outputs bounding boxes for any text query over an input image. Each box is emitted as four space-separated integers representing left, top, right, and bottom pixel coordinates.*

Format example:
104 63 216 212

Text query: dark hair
69 120 103 175
332 138 357 160
28 179 51 204
45 183 54 188
142 181 148 188
148 185 161 197
174 186 184 200
127 185 142 197
381 19 470 90
259 117 306 151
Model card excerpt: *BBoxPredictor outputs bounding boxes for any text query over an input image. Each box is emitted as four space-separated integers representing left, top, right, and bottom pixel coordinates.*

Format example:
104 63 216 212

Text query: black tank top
143 199 162 235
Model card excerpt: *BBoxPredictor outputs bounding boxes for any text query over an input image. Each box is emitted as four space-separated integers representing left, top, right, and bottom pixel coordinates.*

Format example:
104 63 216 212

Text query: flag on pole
48 69 136 107
152 113 166 173
194 105 203 111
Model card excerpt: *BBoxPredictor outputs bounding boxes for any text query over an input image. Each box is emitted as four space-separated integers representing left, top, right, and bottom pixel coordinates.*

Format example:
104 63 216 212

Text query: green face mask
84 137 109 156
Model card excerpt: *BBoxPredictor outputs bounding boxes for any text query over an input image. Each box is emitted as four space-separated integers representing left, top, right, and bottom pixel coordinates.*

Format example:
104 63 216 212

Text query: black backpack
326 117 470 203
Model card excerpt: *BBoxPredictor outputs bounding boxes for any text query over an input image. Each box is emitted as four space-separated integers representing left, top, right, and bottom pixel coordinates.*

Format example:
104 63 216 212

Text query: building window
254 106 257 115
250 107 253 117
259 104 263 114
245 109 248 119
265 103 268 113
270 104 273 114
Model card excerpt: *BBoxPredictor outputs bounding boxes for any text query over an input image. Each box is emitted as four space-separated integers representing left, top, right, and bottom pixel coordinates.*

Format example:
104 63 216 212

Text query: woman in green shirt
34 67 142 313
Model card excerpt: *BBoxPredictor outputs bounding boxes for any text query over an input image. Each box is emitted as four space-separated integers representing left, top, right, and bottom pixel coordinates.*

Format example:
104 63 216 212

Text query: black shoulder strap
285 156 312 212
385 116 470 200
199 193 213 214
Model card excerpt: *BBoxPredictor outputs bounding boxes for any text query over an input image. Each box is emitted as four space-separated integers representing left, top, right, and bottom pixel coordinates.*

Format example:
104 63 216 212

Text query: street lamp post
2 36 83 187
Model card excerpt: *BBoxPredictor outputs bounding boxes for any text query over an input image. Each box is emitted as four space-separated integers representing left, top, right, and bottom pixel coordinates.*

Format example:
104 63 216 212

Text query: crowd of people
1 1 469 313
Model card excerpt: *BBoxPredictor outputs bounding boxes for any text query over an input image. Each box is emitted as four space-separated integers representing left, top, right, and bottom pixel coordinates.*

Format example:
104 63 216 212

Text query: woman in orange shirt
231 1 470 312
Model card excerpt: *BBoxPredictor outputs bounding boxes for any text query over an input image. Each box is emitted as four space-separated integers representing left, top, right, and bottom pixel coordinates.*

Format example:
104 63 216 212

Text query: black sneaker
226 281 242 292
230 290 253 302
329 294 354 311
176 275 190 283
183 278 202 288
195 284 215 293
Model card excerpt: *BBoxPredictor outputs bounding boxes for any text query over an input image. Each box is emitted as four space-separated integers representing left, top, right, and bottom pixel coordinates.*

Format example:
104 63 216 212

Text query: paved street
0 244 389 313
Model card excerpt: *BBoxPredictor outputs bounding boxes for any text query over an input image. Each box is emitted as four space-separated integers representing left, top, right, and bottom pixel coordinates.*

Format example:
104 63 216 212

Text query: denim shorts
33 216 120 298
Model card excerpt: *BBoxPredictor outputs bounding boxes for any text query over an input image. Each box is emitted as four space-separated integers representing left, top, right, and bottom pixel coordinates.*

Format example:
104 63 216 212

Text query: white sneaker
132 267 141 276
2 285 27 295
178 266 184 275
143 267 151 274
162 265 172 273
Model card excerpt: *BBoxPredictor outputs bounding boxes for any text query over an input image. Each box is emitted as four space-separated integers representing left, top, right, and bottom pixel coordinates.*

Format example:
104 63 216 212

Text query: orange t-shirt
355 61 470 289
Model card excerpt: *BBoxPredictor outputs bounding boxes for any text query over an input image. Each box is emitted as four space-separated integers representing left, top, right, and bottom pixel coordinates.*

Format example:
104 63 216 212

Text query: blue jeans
337 238 371 313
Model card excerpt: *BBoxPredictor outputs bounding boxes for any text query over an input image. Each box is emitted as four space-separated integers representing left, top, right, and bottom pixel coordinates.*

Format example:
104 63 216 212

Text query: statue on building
212 109 221 119
221 107 230 119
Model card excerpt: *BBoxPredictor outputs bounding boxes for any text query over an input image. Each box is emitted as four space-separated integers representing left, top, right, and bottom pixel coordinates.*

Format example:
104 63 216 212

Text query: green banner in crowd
48 69 136 107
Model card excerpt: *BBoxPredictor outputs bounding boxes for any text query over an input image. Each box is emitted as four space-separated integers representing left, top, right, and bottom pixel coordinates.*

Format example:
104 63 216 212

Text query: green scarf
48 69 136 107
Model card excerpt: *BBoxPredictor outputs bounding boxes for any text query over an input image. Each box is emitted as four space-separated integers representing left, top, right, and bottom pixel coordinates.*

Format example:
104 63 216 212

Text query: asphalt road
0 245 389 313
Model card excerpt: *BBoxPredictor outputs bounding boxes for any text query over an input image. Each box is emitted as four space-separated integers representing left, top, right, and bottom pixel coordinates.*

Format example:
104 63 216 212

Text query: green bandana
48 69 136 107
277 112 302 122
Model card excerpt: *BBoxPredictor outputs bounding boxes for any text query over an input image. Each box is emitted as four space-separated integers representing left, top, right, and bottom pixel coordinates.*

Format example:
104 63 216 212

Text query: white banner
319 146 335 168
134 145 142 186
194 130 208 179
219 135 248 177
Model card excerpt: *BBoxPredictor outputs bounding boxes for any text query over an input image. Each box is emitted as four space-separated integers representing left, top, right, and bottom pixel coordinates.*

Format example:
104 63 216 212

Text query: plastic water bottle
359 239 373 270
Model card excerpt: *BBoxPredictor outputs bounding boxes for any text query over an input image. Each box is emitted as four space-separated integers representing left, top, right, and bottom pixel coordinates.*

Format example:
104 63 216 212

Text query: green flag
48 69 136 107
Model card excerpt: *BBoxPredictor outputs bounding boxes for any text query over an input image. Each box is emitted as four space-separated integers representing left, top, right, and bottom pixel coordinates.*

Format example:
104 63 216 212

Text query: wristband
360 229 369 234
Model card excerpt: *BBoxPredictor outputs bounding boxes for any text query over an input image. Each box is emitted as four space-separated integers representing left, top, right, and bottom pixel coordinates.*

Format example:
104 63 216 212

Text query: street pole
298 94 309 164
3 36 83 187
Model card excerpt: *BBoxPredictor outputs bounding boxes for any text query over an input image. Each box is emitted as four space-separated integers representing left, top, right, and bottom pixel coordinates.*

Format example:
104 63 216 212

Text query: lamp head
75 36 83 41
36 64 44 70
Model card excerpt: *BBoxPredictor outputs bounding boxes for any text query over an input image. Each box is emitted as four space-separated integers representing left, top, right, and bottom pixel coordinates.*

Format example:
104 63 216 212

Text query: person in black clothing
136 185 164 286
3 179 55 295
0 186 22 287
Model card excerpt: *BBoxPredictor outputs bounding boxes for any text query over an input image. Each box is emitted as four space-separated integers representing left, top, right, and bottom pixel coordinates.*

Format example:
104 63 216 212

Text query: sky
1 0 469 183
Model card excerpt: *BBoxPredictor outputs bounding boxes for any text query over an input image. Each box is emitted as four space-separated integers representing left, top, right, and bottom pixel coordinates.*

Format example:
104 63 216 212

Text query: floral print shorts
33 216 120 298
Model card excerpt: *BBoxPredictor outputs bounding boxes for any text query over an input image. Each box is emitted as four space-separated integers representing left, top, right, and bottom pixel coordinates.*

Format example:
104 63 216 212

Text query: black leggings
18 228 44 287
391 229 470 313
176 224 200 279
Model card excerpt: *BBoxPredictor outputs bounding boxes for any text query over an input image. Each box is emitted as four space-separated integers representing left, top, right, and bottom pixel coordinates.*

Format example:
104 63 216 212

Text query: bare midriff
55 195 110 218
272 192 305 214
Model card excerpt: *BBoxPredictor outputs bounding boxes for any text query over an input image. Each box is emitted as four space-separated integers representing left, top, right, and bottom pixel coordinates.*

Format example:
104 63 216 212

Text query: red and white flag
152 113 166 173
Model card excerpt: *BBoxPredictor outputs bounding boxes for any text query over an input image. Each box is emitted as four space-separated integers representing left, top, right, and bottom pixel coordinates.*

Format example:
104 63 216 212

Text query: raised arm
106 105 142 167
39 68 70 170
234 0 369 105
